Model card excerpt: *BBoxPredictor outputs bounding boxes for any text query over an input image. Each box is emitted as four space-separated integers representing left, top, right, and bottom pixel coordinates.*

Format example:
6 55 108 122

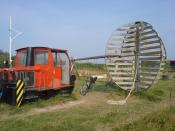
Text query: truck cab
15 47 73 89
0 47 76 106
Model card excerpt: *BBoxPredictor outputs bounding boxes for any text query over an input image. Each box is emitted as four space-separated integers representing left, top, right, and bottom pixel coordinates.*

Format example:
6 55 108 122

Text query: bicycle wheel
80 84 88 96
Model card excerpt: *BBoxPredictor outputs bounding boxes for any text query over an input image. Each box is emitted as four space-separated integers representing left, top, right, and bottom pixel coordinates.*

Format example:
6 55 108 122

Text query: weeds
112 106 175 131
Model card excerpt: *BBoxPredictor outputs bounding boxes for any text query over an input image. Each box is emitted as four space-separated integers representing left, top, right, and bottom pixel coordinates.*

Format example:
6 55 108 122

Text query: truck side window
57 53 61 66
34 51 48 64
59 53 68 65
52 52 61 66
18 51 26 65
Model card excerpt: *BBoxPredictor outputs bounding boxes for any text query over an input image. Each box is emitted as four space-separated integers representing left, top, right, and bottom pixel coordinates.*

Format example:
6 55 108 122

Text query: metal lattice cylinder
105 21 166 91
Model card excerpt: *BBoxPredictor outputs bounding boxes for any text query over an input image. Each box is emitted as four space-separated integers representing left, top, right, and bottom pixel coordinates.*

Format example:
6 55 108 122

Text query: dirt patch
32 100 85 113
0 100 85 121
32 92 109 114
0 91 130 122
0 92 108 121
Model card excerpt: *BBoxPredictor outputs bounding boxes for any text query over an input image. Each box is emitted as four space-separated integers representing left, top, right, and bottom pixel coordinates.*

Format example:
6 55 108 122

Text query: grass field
0 69 175 131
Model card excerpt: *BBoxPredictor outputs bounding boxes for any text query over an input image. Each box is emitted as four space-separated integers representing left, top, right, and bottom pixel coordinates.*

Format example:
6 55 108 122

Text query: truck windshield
18 51 26 65
34 51 48 64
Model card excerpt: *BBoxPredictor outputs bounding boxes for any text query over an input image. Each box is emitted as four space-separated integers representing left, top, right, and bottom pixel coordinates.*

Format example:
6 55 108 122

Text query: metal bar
122 45 135 48
140 45 161 51
140 35 158 41
9 16 12 66
112 77 134 80
135 23 141 91
141 67 160 71
116 67 134 70
143 26 152 31
140 40 160 46
140 56 161 61
115 56 134 63
141 81 153 84
115 62 133 65
141 30 155 36
74 54 121 61
122 50 134 53
117 28 136 32
116 82 133 85
122 46 135 50
140 51 161 56
125 40 135 44
110 72 134 75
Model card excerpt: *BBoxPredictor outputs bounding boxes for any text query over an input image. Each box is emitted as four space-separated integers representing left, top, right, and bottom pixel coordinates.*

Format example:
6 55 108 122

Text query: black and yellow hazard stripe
16 80 24 107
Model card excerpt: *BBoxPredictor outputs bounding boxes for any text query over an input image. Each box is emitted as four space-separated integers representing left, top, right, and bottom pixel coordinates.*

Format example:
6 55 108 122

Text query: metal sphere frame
105 21 166 91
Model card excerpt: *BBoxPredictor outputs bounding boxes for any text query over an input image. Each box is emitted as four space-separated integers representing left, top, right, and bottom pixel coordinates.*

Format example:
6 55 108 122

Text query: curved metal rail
105 21 166 91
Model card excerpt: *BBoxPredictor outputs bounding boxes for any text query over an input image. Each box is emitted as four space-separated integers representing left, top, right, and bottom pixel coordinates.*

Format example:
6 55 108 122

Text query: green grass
0 68 175 131
112 106 175 131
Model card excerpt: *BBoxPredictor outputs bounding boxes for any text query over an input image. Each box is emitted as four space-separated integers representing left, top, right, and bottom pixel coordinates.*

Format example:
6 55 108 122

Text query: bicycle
80 76 97 96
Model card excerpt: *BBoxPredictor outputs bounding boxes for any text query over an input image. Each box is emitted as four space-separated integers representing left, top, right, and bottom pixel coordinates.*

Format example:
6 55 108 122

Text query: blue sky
0 0 174 59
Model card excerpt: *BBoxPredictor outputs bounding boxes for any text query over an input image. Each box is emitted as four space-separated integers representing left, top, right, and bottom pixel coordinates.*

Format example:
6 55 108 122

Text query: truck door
59 52 70 84
52 51 62 88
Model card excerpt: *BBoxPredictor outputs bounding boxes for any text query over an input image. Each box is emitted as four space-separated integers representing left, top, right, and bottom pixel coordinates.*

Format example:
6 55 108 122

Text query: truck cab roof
16 47 67 52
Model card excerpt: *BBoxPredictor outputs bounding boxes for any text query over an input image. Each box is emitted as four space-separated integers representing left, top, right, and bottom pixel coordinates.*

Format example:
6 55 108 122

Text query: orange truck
0 47 76 106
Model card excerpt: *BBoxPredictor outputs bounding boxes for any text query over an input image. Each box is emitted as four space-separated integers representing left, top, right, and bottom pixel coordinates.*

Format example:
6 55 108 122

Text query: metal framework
105 21 166 91
73 54 121 61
